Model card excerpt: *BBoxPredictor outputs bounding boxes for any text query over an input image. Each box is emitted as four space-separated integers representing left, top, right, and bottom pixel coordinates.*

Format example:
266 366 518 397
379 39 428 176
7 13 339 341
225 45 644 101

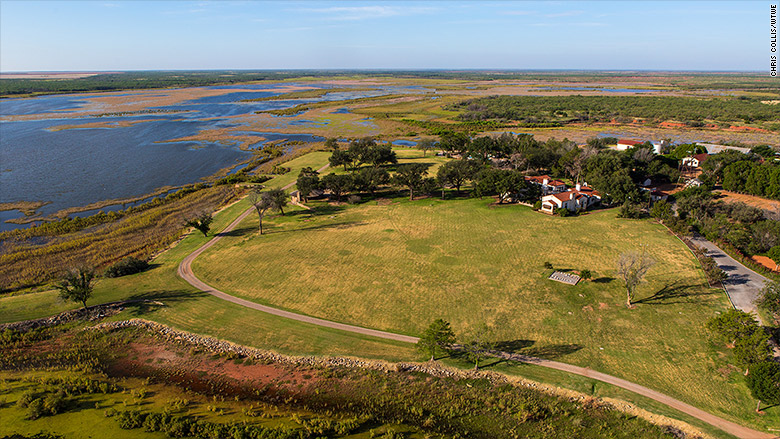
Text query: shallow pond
0 83 400 230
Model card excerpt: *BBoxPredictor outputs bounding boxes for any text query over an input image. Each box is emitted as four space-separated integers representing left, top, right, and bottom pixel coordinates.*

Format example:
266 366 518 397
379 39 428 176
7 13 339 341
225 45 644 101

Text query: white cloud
294 5 436 21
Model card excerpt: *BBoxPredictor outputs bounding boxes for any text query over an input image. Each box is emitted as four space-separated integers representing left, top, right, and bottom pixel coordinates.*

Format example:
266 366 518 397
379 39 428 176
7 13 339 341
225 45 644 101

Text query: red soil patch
752 255 779 272
715 191 780 212
659 122 687 128
728 125 770 133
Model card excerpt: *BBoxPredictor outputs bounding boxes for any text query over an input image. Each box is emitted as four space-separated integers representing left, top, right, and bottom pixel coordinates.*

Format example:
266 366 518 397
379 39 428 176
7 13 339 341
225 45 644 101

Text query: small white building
616 139 643 151
681 153 709 168
541 184 602 214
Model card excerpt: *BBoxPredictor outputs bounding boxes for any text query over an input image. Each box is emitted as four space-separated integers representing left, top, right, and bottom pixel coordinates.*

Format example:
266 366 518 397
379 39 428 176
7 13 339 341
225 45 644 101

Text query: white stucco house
525 175 567 195
616 139 643 151
541 184 602 214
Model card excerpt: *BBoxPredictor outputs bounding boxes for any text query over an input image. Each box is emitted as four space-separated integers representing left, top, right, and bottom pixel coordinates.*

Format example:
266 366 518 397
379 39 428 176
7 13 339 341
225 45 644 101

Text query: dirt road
177 167 775 439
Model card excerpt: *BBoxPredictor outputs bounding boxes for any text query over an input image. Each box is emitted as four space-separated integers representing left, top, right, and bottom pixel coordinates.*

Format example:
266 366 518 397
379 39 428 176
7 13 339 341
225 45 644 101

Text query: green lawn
191 192 774 430
2 149 775 434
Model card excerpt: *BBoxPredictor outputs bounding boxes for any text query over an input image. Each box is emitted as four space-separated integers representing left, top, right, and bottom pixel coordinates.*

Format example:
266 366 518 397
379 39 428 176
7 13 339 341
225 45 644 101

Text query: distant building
525 175 567 195
616 139 643 151
540 184 601 214
696 142 751 155
681 153 709 168
650 140 670 155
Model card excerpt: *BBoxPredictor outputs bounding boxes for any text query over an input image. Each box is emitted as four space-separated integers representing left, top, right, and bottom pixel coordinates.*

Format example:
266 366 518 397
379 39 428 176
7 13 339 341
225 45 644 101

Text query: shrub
580 269 592 280
706 309 760 345
105 257 149 278
759 280 780 317
746 361 780 406
617 202 643 219
532 201 542 211
543 261 553 270
25 398 45 420
555 208 570 217
734 330 772 368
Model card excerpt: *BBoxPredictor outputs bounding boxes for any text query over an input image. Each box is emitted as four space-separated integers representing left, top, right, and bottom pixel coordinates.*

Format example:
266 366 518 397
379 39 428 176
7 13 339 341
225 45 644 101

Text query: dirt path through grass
177 165 775 439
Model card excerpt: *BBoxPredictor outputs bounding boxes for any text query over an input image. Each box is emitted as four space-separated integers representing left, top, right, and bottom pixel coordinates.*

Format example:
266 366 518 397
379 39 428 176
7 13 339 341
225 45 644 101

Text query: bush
555 208 570 217
746 361 780 405
759 280 780 317
532 201 542 211
580 269 592 280
25 398 45 420
706 309 760 345
734 330 772 367
543 261 553 270
617 202 644 219
105 257 149 278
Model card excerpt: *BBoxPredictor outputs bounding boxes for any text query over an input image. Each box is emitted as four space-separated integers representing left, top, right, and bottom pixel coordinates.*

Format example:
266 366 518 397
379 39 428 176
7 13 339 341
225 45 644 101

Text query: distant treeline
449 95 780 129
2 70 776 97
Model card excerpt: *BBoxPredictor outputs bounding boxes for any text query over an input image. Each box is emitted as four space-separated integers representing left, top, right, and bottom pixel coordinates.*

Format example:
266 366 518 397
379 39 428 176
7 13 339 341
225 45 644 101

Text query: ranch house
524 175 567 195
540 184 602 214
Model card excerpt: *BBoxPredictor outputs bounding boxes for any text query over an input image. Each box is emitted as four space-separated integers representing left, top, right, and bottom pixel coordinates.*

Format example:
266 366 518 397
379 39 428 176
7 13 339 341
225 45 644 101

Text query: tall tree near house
295 167 320 203
616 250 656 307
474 168 527 204
184 212 213 237
321 173 353 202
248 188 286 235
392 163 429 201
55 267 95 309
416 319 457 361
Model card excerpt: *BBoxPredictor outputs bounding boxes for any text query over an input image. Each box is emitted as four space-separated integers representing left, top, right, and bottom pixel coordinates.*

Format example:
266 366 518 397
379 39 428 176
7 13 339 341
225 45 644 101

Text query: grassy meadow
2 149 776 434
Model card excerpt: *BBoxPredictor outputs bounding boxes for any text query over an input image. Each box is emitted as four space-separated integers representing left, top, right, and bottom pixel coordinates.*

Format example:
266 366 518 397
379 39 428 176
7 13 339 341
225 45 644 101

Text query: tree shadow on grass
635 281 716 305
217 226 255 238
592 277 614 284
122 290 205 317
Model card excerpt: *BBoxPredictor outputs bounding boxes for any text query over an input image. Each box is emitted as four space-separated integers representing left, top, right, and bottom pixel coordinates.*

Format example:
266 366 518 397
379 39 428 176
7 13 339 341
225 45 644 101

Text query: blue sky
0 1 769 71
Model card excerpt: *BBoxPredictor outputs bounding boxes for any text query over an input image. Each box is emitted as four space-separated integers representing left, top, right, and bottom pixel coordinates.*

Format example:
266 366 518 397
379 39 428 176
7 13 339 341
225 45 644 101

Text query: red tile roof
618 139 643 146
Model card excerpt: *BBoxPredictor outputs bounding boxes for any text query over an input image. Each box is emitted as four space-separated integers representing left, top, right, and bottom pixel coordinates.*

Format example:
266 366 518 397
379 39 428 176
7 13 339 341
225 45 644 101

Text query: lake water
0 83 415 230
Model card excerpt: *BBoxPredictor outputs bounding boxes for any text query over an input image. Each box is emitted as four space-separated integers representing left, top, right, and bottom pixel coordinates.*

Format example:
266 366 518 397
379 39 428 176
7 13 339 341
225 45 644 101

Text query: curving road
690 235 770 321
177 167 775 439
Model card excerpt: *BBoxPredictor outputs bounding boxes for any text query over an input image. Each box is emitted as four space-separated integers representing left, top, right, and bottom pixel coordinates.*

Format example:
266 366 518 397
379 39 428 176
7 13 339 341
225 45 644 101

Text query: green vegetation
0 322 706 439
54 267 95 309
449 95 780 130
184 213 213 238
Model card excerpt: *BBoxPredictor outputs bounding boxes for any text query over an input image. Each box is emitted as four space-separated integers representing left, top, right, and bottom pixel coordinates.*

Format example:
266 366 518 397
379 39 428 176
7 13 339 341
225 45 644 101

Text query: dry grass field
190 189 772 429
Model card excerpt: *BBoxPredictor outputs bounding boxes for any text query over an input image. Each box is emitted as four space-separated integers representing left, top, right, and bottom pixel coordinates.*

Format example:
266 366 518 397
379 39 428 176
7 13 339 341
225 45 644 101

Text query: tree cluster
707 310 778 410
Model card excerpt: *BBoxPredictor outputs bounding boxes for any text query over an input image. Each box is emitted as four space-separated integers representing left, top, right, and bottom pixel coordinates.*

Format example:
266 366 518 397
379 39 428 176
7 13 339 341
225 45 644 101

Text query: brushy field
0 185 240 291
190 192 773 429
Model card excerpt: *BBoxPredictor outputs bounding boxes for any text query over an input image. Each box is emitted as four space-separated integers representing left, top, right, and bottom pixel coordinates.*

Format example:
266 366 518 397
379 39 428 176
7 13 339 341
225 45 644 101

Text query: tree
55 267 95 309
746 361 780 412
361 143 397 168
462 324 495 370
616 250 656 307
295 167 320 203
416 319 456 361
324 137 339 151
474 169 527 204
649 199 672 221
417 138 437 157
436 160 479 197
759 280 780 317
580 269 592 280
392 163 429 201
707 309 761 345
329 149 352 171
248 188 286 235
321 173 353 202
439 131 470 156
184 212 213 237
734 329 772 368
352 167 389 195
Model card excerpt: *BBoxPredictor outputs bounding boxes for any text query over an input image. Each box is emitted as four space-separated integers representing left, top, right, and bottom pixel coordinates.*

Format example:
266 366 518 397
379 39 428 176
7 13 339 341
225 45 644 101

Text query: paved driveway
689 235 769 320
